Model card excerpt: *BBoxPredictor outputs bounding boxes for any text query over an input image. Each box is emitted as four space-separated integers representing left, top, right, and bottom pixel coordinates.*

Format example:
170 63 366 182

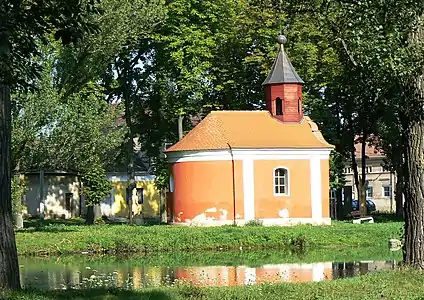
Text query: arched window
276 97 283 115
274 168 289 195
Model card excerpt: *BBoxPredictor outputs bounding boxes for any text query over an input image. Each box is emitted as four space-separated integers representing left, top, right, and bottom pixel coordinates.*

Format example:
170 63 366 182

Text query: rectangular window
366 186 373 198
65 193 73 212
383 185 391 198
136 188 144 204
274 168 288 195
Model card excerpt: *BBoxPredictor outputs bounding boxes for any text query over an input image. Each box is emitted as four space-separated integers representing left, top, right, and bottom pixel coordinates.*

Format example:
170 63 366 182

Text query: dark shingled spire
262 35 304 85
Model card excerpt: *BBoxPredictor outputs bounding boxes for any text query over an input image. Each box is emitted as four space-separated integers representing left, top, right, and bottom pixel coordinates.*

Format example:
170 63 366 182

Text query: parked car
352 199 376 212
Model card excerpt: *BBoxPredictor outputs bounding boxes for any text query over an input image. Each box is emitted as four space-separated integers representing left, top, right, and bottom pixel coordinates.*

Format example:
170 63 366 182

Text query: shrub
245 220 263 226
11 175 26 215
94 217 106 225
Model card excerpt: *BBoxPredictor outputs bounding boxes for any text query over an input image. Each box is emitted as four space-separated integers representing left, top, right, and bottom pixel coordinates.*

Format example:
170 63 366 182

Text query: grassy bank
2 269 423 299
15 221 402 255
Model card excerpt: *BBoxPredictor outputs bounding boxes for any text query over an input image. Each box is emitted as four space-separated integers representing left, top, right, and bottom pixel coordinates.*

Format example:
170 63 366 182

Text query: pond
18 249 401 289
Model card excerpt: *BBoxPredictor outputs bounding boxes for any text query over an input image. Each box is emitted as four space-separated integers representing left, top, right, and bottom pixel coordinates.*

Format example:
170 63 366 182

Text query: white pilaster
244 267 256 285
312 263 325 282
310 157 322 219
243 159 255 221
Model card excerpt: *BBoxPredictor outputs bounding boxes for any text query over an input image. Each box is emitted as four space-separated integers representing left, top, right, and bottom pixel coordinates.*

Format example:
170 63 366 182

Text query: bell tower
262 35 304 122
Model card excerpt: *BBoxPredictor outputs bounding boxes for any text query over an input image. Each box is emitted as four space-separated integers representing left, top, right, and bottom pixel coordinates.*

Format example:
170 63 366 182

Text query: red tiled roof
354 136 385 158
166 111 334 152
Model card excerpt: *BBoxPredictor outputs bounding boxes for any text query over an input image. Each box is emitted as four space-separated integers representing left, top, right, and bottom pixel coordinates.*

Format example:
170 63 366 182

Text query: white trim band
166 148 332 163
169 218 332 226
107 174 156 182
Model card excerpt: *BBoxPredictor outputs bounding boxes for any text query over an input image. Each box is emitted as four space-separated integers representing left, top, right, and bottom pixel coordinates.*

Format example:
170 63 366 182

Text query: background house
100 139 162 222
344 142 396 212
101 172 161 221
23 170 81 219
22 147 162 221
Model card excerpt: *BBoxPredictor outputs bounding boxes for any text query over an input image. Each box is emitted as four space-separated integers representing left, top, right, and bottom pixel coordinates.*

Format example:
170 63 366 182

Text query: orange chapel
165 35 334 226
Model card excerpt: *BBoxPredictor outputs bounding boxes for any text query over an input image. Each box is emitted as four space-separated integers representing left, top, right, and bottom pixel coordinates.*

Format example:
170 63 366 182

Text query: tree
329 151 347 219
402 15 424 267
131 0 345 191
326 0 424 267
81 163 112 224
55 0 166 223
298 0 424 265
12 53 125 225
10 175 25 218
375 86 406 218
0 0 100 290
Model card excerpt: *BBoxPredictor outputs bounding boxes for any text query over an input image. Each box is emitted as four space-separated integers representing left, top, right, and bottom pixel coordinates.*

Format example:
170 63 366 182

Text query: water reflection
18 257 398 289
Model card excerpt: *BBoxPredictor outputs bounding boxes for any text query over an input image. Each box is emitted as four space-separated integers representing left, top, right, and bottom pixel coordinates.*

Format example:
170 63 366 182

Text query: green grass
3 269 424 299
15 221 402 255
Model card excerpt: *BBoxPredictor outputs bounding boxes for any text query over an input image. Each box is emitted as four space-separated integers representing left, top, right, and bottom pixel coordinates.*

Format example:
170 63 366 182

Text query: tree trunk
351 145 365 216
357 180 366 215
403 120 424 267
403 16 424 268
336 188 344 220
126 136 135 225
160 189 167 223
122 62 135 225
178 115 184 140
85 204 101 225
395 169 404 218
86 205 94 225
0 84 21 290
359 133 368 216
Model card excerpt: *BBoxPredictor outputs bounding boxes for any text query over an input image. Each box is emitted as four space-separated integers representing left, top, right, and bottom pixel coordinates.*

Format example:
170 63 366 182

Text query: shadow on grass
24 218 86 228
100 221 171 227
17 218 171 234
18 222 79 234
370 212 404 223
24 218 170 228
4 288 174 300
16 228 77 234
336 212 404 224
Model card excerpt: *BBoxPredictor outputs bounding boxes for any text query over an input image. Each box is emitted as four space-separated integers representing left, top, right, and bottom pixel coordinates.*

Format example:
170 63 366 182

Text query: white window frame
273 167 290 196
382 184 391 198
